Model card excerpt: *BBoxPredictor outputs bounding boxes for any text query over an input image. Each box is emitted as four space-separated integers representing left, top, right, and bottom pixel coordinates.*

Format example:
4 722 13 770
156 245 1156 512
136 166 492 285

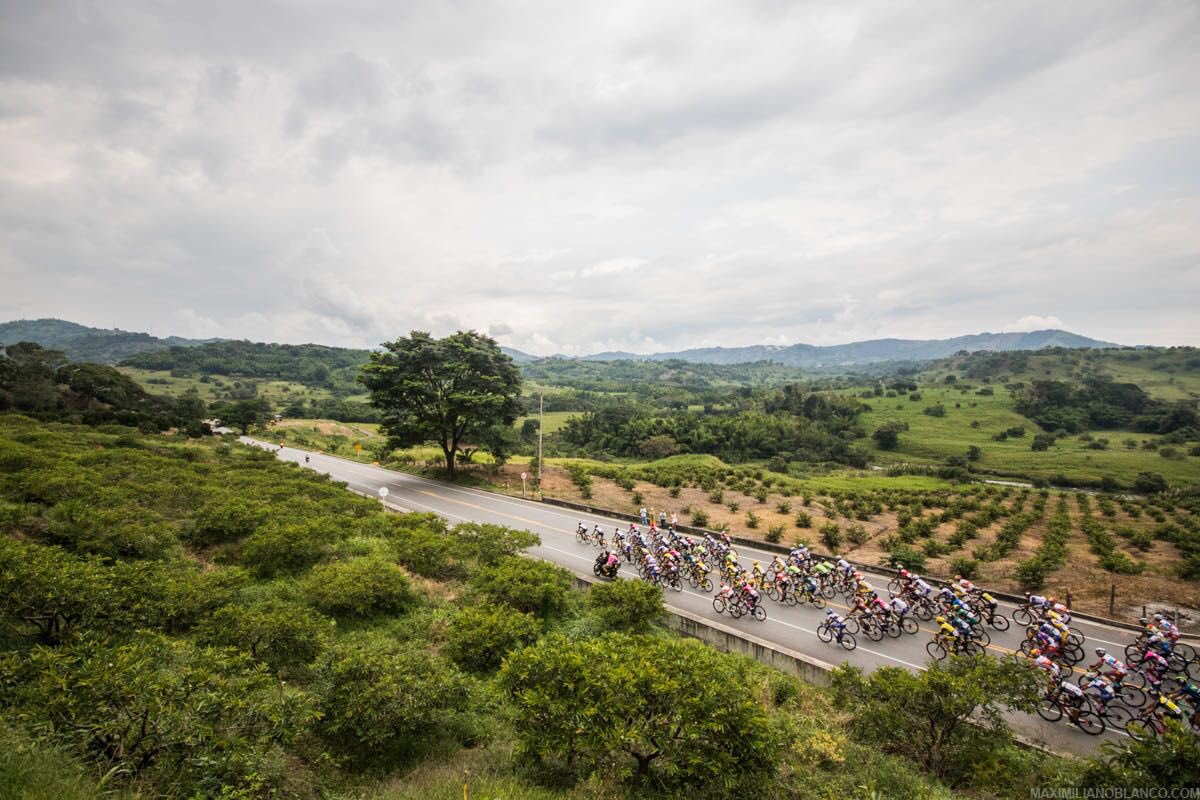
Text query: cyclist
740 579 761 612
1089 648 1129 681
751 560 765 588
888 594 910 618
934 615 962 646
1030 649 1062 682
910 575 934 599
824 609 849 643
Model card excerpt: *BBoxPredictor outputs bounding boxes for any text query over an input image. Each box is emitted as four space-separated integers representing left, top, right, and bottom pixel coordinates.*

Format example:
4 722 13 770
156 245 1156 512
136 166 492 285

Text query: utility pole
536 392 544 493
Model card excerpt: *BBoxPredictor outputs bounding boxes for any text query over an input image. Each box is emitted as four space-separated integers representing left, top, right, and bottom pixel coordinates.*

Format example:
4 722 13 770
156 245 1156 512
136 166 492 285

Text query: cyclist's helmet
1095 648 1106 656
753 560 760 568
825 609 836 617
1030 648 1042 657
853 570 863 580
935 616 946 624
899 568 910 578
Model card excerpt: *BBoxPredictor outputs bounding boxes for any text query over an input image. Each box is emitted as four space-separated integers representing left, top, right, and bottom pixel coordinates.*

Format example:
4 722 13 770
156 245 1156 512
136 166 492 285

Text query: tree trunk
443 444 457 480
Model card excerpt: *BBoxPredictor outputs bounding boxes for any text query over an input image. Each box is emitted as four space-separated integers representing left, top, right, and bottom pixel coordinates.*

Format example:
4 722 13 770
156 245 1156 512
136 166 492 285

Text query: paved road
245 439 1174 756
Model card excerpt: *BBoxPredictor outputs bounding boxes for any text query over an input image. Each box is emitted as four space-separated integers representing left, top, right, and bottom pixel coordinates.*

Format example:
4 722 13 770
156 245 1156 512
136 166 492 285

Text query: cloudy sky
2 1 1198 355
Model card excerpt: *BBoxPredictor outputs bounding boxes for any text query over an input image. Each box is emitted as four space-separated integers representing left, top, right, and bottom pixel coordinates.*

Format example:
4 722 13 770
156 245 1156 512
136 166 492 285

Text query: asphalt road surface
245 439 1179 757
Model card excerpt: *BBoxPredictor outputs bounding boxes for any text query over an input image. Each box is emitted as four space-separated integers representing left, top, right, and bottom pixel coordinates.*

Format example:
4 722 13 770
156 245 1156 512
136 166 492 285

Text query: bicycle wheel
1101 703 1135 732
900 617 919 635
752 605 766 622
1124 718 1156 742
884 620 901 639
840 632 857 651
668 577 682 592
843 617 860 635
864 620 884 642
700 577 713 593
729 602 744 619
766 584 780 602
1119 684 1146 708
810 594 827 609
1018 639 1036 657
988 613 1010 632
785 591 798 607
961 640 986 658
926 640 948 660
1037 697 1064 722
1012 607 1034 626
976 629 991 647
914 601 934 621
713 597 727 614
887 578 902 594
820 584 836 599
817 623 833 643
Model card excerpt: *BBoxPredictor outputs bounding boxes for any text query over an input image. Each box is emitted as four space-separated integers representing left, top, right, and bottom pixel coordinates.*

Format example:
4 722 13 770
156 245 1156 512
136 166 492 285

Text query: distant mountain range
0 318 218 364
2 318 1120 369
513 329 1120 367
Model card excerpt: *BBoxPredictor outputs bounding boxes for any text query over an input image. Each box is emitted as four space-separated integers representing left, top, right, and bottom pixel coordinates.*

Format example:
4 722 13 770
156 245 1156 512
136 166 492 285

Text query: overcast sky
2 1 1198 355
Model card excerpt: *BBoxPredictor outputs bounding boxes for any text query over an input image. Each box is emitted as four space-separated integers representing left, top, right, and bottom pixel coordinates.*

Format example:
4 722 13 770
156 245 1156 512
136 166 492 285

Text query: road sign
377 487 389 499
520 472 528 480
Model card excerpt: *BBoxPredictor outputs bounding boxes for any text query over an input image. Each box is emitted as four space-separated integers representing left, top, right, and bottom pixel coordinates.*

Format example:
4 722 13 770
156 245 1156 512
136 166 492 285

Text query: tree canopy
359 330 522 479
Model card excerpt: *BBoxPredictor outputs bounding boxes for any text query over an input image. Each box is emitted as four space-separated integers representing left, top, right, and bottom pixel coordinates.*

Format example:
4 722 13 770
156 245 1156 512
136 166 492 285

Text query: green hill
0 318 215 364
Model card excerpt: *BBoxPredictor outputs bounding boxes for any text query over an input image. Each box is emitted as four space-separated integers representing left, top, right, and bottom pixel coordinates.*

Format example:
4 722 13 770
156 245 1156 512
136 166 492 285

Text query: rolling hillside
0 318 216 364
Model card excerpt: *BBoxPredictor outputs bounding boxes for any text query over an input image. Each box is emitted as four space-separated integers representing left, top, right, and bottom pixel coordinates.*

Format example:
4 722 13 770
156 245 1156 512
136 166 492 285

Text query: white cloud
1003 315 1066 332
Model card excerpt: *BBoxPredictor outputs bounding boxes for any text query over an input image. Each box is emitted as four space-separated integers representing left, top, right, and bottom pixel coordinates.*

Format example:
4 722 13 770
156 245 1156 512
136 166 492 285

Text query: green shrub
315 637 471 763
766 524 786 543
301 558 417 620
241 518 340 577
184 497 268 547
948 557 980 579
776 500 792 514
501 635 781 792
745 510 760 529
690 508 710 528
888 544 926 572
443 606 541 673
587 578 666 633
820 522 842 551
470 556 572 619
198 599 334 674
794 511 813 528
846 522 868 546
1 633 317 794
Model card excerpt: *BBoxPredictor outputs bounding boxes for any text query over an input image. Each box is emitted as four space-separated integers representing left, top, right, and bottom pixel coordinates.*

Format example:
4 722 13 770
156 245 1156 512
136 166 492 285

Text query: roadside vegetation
4 416 1194 798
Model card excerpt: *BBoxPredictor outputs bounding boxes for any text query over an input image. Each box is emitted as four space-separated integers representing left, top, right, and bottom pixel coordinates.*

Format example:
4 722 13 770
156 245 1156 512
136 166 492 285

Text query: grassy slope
119 366 365 407
854 385 1200 485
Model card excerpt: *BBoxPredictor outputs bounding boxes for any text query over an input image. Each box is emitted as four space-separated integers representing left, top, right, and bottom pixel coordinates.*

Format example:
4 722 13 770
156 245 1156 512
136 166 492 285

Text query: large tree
359 330 521 480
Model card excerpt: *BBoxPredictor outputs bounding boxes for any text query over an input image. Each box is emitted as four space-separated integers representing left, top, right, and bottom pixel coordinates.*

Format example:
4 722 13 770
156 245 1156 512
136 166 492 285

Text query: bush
501 635 781 792
1080 719 1200 790
1014 557 1053 591
301 558 417 620
846 522 868 546
754 487 769 504
727 500 740 512
184 497 268 547
1031 433 1055 452
690 508 710 528
1 633 317 794
831 657 1040 783
888 544 927 572
765 524 786 543
794 511 813 529
745 510 760 529
241 518 340 577
443 605 541 672
450 521 540 566
587 578 666 633
1098 550 1144 575
198 599 334 674
820 522 842 551
948 557 980 579
470 556 572 619
1132 471 1169 495
776 500 792 514
315 638 471 763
